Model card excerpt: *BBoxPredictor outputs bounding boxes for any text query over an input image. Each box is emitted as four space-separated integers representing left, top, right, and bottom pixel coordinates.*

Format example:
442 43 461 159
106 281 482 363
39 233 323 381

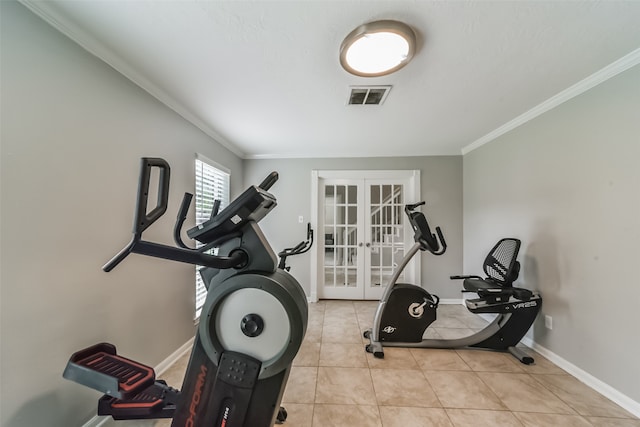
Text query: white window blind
195 157 230 319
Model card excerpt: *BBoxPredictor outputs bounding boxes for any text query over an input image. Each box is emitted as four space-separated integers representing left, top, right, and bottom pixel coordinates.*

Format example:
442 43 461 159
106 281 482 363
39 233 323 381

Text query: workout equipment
63 157 307 426
277 223 313 271
364 201 541 364
451 237 535 302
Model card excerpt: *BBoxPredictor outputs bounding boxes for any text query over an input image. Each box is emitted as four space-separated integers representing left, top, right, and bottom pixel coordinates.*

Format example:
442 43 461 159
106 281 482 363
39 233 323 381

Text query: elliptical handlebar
173 192 193 249
277 223 314 270
135 158 170 234
103 158 276 272
405 202 447 256
258 172 279 191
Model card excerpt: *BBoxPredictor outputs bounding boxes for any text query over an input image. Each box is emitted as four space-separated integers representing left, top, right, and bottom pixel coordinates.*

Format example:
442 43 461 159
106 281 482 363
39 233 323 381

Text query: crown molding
462 47 640 155
19 1 639 160
244 149 461 160
19 0 246 159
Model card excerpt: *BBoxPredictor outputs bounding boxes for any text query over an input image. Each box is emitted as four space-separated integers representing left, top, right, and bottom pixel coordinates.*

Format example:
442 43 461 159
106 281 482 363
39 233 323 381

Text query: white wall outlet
298 215 304 223
545 315 553 330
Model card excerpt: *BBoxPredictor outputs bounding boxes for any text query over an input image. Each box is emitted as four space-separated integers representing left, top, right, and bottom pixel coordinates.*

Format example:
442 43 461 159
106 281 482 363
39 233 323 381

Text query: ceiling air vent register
347 86 391 105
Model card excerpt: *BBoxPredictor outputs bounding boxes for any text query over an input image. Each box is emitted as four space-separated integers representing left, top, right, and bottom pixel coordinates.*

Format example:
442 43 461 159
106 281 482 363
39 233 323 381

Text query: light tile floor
102 300 639 427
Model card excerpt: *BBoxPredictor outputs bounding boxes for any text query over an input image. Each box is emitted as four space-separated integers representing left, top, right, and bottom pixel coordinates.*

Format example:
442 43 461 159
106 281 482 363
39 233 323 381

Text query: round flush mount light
340 20 416 77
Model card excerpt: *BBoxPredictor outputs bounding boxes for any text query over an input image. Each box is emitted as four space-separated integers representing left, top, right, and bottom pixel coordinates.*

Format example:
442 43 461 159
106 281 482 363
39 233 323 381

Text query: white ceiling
23 1 640 159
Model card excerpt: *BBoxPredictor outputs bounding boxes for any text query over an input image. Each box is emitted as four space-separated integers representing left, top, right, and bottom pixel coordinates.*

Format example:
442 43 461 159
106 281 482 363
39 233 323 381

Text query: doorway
310 170 420 301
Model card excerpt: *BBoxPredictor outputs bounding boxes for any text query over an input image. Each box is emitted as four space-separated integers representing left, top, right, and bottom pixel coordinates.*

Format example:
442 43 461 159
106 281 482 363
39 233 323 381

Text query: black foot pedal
98 380 180 420
63 343 155 399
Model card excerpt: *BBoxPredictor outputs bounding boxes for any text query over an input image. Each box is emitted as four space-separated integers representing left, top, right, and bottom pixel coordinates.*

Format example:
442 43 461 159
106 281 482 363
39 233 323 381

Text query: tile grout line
465 359 527 425
356 299 385 426
413 351 453 426
310 302 325 427
525 371 622 421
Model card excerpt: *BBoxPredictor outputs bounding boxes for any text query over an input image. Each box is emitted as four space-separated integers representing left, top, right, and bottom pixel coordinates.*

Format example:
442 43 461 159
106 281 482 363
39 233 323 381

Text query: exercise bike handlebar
405 201 426 211
405 202 447 256
431 226 447 255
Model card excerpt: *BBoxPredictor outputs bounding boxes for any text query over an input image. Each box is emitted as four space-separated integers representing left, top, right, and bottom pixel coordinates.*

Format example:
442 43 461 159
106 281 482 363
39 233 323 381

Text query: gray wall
0 2 242 426
463 65 640 403
243 156 463 299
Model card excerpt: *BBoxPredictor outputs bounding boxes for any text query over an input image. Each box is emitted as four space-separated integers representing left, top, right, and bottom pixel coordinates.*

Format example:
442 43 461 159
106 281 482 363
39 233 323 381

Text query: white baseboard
82 414 108 427
520 337 640 418
155 337 194 376
81 337 195 427
81 405 111 427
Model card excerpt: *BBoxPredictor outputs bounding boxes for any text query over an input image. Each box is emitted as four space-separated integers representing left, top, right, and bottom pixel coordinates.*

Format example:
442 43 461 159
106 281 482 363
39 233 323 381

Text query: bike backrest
483 238 521 286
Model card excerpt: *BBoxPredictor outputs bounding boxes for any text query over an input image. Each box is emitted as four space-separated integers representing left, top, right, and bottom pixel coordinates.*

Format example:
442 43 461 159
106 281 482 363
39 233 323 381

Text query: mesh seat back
483 238 521 286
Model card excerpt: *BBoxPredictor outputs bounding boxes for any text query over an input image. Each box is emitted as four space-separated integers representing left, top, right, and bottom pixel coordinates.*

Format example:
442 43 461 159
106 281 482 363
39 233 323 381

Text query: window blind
194 157 230 319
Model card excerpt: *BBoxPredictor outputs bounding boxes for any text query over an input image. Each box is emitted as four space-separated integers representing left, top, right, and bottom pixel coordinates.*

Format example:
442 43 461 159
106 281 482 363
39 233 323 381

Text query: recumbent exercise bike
63 158 308 426
364 201 542 364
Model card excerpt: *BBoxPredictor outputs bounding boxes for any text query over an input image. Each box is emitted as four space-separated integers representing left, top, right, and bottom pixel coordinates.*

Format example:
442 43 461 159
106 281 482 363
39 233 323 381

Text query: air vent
347 85 391 105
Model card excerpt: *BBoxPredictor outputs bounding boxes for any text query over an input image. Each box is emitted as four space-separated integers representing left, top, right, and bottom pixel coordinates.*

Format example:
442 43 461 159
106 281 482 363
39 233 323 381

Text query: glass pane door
365 182 405 300
313 170 419 301
321 181 363 299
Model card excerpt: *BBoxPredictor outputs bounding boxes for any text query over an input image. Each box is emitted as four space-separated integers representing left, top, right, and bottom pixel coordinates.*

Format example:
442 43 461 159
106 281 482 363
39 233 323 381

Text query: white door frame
310 169 421 302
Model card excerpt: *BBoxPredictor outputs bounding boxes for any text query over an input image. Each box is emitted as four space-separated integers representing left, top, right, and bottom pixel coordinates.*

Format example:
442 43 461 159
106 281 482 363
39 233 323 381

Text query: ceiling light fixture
340 20 416 77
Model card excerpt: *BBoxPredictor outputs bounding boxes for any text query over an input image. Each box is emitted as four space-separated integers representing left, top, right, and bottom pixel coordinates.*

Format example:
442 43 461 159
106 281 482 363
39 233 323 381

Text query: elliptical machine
63 158 307 426
364 201 541 364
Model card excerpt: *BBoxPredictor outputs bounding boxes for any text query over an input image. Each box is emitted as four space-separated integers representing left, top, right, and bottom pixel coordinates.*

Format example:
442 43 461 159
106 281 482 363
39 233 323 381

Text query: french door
311 170 420 300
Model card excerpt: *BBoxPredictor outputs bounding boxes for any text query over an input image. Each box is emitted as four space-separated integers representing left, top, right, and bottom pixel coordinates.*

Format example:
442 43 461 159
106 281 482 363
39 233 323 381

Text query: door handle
366 243 371 248
358 242 363 247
